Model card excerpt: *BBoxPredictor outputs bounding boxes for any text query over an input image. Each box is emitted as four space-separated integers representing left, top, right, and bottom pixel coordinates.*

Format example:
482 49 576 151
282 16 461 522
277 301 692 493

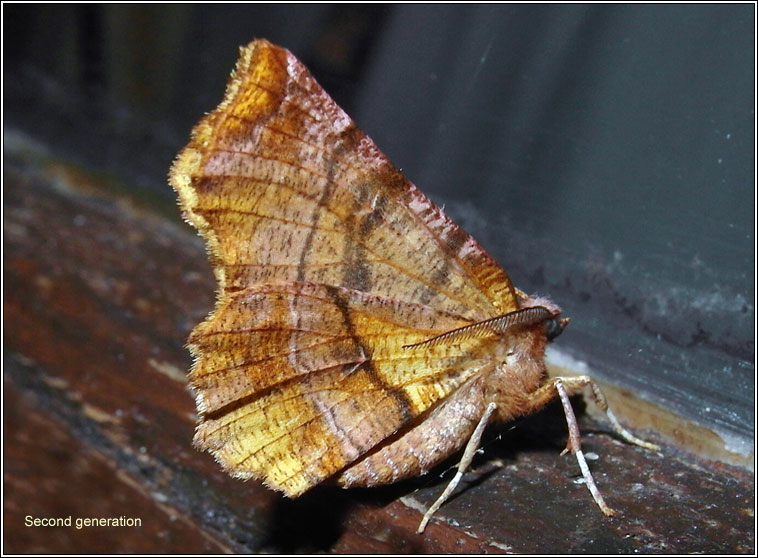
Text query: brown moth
169 39 659 533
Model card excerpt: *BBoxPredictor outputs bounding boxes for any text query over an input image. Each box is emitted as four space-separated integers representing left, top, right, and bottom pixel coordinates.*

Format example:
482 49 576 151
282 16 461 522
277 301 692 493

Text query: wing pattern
170 39 519 495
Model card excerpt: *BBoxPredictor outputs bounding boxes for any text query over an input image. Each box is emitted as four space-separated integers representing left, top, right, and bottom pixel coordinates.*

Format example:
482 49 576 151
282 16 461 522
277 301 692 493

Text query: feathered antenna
403 306 553 349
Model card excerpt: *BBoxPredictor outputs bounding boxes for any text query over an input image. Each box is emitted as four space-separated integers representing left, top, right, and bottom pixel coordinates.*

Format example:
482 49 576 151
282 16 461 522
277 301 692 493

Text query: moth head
545 315 570 341
519 295 568 341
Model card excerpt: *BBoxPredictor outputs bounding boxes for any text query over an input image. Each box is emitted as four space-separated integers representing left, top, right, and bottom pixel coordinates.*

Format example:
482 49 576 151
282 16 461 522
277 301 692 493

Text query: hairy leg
524 375 659 516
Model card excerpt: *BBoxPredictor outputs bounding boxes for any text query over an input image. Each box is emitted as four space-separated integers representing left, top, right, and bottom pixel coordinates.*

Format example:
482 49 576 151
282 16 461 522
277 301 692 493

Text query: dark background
5 0 754 493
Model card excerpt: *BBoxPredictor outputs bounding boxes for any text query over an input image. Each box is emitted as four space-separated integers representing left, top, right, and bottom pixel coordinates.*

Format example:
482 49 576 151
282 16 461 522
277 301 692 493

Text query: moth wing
192 283 496 495
170 39 520 494
169 39 518 319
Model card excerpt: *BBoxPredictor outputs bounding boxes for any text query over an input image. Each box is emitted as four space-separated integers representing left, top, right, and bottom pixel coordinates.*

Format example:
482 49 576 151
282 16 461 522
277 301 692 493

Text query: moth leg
525 375 659 517
417 401 497 534
580 378 660 451
554 379 616 516
534 375 659 451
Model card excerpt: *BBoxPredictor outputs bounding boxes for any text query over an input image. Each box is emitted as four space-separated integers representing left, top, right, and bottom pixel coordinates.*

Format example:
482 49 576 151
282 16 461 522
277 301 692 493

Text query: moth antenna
403 306 553 349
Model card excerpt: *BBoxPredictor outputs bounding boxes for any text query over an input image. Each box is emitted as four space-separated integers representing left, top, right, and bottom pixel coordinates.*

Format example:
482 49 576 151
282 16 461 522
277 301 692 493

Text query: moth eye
545 318 564 341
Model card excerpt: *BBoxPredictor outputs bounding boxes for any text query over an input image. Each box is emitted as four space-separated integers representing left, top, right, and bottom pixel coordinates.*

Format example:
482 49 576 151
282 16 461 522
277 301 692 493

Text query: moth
169 39 658 533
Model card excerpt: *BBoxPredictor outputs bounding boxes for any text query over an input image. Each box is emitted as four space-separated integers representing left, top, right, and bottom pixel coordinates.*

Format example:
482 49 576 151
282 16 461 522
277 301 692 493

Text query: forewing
169 39 517 319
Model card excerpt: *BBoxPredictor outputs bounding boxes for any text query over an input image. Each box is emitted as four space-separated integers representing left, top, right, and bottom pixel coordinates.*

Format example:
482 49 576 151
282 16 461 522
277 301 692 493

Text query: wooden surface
3 143 754 554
